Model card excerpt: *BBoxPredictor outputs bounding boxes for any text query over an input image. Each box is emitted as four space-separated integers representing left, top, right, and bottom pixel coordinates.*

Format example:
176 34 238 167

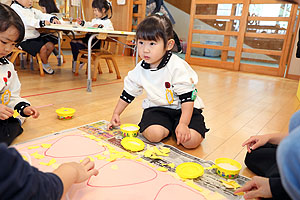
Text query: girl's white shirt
0 60 29 109
84 18 114 31
123 54 205 110
11 3 55 41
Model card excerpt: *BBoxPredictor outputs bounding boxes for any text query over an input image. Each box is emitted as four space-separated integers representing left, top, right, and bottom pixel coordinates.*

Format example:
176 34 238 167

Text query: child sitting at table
108 14 209 149
70 0 114 72
11 0 61 75
0 2 39 145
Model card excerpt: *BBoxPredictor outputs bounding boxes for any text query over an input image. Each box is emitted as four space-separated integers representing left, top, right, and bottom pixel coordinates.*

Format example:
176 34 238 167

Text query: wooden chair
9 48 45 77
74 39 121 81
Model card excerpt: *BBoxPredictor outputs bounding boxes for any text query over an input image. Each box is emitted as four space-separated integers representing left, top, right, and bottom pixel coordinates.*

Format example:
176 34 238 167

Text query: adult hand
175 122 191 145
23 106 40 118
0 104 14 120
234 176 272 199
242 135 270 153
107 113 121 130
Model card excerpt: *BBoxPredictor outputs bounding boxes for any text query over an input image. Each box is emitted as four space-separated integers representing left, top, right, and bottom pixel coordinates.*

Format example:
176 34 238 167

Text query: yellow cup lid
121 137 145 152
56 107 76 115
176 162 204 179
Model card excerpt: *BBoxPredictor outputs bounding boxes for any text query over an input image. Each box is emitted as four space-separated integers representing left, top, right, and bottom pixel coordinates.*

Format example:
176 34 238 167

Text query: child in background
38 0 59 14
11 0 61 75
70 0 114 72
38 0 61 61
108 14 209 149
0 3 39 145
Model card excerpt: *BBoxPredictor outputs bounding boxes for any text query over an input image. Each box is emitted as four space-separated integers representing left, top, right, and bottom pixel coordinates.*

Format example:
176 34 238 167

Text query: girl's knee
182 131 203 149
142 125 169 143
40 45 47 54
47 42 55 50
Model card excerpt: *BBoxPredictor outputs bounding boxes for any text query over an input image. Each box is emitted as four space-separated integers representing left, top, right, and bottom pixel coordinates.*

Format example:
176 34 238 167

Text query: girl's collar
141 51 172 71
97 15 108 20
0 57 9 65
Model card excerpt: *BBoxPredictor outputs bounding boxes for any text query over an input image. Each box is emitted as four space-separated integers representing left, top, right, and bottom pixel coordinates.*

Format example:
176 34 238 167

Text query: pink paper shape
88 160 158 187
45 135 106 158
154 184 206 200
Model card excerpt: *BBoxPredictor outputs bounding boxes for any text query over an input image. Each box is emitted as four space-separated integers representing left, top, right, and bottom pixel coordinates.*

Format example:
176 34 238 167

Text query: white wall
288 27 300 76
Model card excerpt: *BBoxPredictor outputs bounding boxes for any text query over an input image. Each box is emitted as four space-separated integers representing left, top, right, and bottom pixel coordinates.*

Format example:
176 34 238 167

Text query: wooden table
42 24 136 92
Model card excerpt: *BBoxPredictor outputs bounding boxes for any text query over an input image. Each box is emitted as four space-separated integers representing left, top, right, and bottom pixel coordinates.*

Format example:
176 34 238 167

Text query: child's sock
42 63 54 75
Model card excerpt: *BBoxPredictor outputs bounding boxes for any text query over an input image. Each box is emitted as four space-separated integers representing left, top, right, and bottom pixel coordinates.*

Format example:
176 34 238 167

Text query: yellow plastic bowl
120 124 140 137
215 158 242 179
55 107 76 120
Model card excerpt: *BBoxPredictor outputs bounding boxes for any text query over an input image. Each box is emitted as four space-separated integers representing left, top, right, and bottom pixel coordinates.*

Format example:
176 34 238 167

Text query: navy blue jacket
0 143 63 200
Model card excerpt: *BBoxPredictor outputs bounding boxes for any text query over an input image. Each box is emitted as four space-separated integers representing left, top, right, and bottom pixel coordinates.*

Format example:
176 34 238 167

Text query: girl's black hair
38 0 59 14
0 3 24 43
136 13 173 48
92 0 113 19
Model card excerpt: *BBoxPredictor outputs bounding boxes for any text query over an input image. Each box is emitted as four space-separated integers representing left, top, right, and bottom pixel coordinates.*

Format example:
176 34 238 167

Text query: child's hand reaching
175 123 191 145
0 104 14 120
23 106 40 118
234 176 272 199
53 157 99 197
242 135 270 153
107 113 121 130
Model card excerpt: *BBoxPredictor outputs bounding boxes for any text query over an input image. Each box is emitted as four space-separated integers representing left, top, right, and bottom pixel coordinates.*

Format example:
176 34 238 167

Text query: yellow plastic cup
120 124 140 137
215 158 242 179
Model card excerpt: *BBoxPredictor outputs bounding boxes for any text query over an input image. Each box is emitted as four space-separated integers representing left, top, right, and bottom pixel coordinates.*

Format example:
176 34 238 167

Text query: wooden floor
13 54 300 178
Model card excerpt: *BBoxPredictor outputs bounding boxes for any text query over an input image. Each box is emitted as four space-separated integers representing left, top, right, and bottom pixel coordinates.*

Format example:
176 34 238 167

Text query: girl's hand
52 19 61 24
23 106 40 118
234 176 272 199
107 113 121 130
45 20 51 26
76 18 82 24
242 135 270 153
92 24 99 28
0 104 14 120
175 123 191 145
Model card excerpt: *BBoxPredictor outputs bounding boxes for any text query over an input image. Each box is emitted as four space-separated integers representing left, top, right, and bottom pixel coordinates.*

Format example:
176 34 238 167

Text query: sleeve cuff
120 90 135 103
50 16 58 23
14 102 31 117
179 91 194 103
269 177 291 200
39 20 46 27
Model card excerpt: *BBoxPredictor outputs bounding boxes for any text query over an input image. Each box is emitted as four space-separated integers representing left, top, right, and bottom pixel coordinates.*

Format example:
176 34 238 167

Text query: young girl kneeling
108 14 209 149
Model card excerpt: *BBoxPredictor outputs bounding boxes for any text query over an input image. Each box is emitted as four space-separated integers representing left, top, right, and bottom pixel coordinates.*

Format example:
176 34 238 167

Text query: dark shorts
138 107 209 139
19 34 58 56
81 34 101 49
0 117 23 146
